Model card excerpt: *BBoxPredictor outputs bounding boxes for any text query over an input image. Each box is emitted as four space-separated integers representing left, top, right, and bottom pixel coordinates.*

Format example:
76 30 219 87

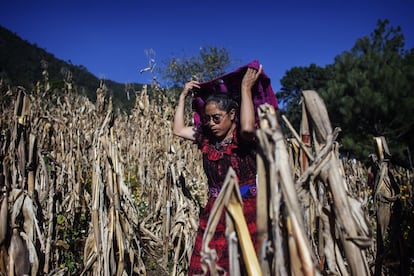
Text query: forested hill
0 25 142 111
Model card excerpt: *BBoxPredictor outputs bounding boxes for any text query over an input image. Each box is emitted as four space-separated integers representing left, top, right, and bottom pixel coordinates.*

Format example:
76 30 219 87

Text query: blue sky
1 0 413 92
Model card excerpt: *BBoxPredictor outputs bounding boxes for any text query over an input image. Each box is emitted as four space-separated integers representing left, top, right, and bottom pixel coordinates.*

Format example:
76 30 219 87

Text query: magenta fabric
192 60 278 128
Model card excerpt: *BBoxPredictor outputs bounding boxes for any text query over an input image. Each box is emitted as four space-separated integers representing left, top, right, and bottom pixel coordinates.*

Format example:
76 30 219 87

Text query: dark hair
204 93 239 113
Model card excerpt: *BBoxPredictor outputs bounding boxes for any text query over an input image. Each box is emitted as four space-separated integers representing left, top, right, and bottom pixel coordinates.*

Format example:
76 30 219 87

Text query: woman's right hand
181 81 200 98
174 81 199 141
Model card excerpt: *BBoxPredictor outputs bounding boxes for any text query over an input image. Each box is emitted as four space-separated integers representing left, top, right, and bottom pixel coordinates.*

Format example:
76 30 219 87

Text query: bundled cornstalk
369 136 411 275
113 85 206 275
256 103 317 276
255 90 373 275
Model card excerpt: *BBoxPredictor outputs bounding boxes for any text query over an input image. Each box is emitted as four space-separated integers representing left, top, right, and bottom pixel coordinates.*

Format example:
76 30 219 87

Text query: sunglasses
203 112 228 125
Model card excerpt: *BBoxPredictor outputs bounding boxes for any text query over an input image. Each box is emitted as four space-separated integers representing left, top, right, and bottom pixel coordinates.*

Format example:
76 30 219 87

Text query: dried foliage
254 91 373 275
0 66 207 275
0 68 412 276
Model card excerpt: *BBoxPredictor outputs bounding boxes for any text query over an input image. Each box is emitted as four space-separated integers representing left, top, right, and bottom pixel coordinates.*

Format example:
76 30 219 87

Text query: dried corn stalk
255 90 373 276
370 136 407 275
256 103 317 276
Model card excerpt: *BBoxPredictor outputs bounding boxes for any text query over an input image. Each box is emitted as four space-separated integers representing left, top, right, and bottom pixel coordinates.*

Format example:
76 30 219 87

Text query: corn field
0 66 412 275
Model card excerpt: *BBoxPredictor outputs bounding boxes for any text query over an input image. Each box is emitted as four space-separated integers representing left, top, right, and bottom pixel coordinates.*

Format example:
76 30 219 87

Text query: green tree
160 46 232 96
278 64 332 131
320 19 414 163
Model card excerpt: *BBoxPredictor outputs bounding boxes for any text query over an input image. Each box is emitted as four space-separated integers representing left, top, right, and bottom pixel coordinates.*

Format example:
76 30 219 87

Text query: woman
173 65 262 275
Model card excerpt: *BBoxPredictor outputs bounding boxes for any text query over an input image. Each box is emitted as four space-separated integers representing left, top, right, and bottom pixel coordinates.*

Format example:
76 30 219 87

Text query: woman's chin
212 131 223 139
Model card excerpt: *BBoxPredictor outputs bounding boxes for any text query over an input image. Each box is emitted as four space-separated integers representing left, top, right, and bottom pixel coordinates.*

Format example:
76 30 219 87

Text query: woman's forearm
173 81 199 140
240 85 256 136
240 66 262 140
173 93 188 136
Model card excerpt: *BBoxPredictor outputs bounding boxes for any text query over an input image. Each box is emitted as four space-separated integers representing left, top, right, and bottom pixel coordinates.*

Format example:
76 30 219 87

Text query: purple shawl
192 60 278 127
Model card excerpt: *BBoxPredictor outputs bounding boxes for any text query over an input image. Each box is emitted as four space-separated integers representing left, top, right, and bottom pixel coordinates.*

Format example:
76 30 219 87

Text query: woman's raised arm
240 65 262 141
173 81 200 141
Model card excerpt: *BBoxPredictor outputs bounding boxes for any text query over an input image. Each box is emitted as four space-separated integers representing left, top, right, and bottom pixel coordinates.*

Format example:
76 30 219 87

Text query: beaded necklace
214 137 233 150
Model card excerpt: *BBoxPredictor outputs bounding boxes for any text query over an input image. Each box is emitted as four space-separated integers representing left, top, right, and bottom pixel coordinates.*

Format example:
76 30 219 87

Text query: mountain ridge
0 25 142 111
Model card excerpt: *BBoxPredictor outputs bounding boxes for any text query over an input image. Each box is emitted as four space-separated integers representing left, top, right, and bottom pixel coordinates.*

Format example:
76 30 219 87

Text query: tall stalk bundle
255 90 373 275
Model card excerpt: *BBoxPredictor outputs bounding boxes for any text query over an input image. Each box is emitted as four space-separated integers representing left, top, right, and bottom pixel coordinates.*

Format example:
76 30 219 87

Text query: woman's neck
222 123 236 141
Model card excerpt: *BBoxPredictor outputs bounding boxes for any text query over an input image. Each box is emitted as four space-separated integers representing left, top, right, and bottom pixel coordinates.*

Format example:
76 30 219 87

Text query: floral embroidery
196 127 257 196
201 140 238 161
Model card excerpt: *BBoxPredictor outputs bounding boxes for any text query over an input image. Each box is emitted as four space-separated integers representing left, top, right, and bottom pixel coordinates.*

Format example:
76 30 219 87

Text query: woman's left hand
242 64 263 90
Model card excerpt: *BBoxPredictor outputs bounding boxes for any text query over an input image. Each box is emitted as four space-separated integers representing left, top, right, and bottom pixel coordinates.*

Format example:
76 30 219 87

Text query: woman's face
204 102 235 138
